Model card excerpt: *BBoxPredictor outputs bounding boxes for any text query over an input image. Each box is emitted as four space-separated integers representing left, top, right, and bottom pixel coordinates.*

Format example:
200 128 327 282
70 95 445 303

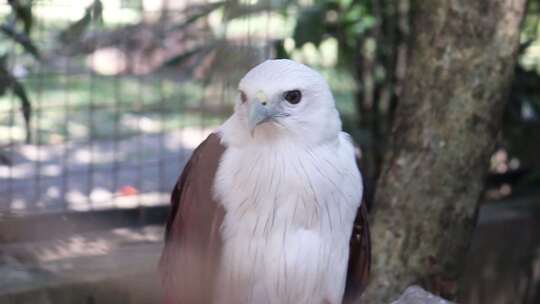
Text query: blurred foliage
285 0 410 204
0 0 103 162
0 74 210 144
2 0 540 197
289 0 377 68
159 0 294 78
0 0 38 146
58 0 103 44
274 0 540 200
497 0 540 195
506 1 540 163
138 0 540 200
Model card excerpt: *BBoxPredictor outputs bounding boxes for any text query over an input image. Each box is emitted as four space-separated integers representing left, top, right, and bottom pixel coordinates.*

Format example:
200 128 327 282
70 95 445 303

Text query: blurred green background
2 0 540 204
1 0 540 303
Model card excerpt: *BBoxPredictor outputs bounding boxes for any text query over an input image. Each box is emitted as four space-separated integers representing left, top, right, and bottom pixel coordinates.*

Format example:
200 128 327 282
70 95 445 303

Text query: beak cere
255 90 267 105
248 101 269 131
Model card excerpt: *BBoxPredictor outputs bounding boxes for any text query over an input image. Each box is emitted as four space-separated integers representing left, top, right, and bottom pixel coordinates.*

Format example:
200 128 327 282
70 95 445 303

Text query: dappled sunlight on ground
0 127 214 215
1 225 162 264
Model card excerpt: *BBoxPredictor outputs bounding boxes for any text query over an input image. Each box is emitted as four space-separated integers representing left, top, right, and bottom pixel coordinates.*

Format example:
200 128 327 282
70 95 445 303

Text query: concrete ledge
0 226 164 304
0 206 169 243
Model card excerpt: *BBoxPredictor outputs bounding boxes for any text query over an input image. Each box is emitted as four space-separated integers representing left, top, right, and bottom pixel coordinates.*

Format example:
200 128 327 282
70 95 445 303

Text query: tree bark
361 0 527 303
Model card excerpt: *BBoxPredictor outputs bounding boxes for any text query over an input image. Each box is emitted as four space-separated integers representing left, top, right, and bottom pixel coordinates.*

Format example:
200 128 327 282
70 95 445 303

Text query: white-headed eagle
160 59 370 304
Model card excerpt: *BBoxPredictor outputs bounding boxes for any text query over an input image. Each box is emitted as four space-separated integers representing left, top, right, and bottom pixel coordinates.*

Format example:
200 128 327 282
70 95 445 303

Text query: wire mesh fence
0 0 279 216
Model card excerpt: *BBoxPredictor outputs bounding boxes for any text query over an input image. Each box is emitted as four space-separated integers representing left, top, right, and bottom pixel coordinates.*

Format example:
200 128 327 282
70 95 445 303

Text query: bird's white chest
213 137 362 304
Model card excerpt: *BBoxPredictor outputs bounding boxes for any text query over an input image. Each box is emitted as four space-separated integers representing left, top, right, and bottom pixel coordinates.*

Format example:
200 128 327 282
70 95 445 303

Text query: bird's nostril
261 102 267 106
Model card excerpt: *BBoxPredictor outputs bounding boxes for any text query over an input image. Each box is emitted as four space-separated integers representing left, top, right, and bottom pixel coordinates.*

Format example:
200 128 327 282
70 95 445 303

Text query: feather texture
214 117 363 304
160 59 371 304
160 133 226 304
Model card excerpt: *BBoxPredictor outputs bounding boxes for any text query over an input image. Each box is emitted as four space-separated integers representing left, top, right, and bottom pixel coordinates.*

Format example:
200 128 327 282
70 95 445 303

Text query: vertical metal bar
34 15 44 212
87 47 96 211
7 89 15 212
158 73 166 203
61 2 76 211
246 0 252 48
179 0 191 165
135 4 144 221
112 33 122 207
199 0 208 134
61 51 71 211
6 25 17 213
264 2 271 59
136 64 143 210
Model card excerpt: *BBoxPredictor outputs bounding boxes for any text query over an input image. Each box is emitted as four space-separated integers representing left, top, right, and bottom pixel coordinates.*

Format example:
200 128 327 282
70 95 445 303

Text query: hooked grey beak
248 101 277 131
247 91 281 133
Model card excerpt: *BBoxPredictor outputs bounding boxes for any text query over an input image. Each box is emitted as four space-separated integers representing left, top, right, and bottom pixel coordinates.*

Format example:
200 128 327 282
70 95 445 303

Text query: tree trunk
361 0 527 303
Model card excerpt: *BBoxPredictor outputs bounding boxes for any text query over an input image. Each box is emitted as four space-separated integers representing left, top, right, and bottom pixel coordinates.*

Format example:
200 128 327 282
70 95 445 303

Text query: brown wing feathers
344 202 371 303
160 133 226 304
160 133 371 303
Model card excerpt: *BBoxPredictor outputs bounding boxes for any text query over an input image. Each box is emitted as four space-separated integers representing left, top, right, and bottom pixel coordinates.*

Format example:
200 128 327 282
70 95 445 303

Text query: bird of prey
160 59 370 304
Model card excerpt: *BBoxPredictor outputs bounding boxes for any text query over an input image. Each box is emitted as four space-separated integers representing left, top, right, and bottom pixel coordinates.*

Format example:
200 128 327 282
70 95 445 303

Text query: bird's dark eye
240 91 247 103
283 90 302 104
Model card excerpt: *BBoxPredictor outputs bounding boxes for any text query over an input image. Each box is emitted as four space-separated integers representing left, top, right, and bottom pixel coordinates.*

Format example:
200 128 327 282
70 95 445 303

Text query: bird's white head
231 59 342 145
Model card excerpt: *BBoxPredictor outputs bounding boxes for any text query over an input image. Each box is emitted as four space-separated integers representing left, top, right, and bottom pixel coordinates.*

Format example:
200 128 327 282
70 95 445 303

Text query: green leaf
293 5 327 48
0 55 32 143
162 46 208 68
8 0 33 34
171 1 227 32
0 153 12 166
223 0 293 22
58 0 103 43
273 39 289 59
11 77 31 143
0 55 8 96
0 24 40 59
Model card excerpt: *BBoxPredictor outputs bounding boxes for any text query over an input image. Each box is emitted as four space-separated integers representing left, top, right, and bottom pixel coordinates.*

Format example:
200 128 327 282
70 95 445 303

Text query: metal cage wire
0 0 277 217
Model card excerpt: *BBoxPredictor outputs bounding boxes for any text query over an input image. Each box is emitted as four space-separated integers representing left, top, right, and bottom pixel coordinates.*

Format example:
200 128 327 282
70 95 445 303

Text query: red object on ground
119 185 138 196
